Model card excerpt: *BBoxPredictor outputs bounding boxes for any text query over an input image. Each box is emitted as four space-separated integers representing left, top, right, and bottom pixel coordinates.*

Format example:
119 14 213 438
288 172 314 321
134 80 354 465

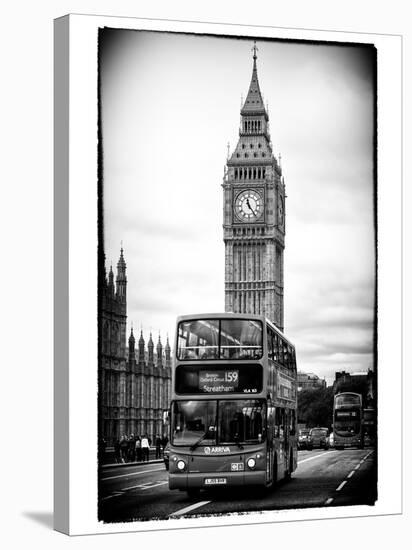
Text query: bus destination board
199 371 239 393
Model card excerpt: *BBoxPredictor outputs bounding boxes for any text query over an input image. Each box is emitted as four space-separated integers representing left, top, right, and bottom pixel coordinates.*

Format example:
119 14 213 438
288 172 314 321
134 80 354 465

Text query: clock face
235 190 263 222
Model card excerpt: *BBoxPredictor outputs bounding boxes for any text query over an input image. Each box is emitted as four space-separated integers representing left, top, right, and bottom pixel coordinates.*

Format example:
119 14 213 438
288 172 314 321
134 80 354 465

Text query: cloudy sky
99 29 376 385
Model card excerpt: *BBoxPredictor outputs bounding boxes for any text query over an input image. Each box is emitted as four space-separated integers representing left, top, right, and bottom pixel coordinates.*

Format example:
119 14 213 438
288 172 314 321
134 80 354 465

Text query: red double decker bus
167 313 298 497
333 392 364 449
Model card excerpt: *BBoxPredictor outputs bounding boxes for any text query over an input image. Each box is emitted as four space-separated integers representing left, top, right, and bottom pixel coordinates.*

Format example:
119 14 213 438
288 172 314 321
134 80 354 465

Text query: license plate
230 462 244 471
204 478 227 485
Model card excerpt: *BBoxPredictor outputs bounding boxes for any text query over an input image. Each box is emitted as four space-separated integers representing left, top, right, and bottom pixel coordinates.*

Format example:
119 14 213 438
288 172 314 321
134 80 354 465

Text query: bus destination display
335 411 359 418
199 371 239 393
175 364 263 395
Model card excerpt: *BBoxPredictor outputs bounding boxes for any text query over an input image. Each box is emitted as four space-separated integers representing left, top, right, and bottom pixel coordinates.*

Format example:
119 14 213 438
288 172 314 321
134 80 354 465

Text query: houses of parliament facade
99 249 171 446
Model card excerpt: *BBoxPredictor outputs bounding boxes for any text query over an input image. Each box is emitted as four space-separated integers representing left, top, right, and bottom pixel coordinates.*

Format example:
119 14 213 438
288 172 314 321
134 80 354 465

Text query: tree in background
297 387 334 430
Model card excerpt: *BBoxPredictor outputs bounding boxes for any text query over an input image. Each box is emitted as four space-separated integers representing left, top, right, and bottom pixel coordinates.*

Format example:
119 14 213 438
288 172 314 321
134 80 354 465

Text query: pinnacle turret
116 247 127 300
138 330 145 364
108 265 114 295
148 332 154 365
165 336 171 353
165 336 171 368
156 335 163 367
128 326 135 361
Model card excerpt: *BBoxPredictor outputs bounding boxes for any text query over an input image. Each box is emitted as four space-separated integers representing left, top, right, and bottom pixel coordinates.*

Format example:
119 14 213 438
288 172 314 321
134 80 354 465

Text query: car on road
308 427 329 450
298 428 310 450
163 442 170 470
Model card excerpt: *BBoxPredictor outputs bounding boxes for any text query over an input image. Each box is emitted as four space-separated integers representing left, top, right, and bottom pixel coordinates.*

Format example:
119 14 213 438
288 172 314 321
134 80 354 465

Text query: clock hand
246 198 257 217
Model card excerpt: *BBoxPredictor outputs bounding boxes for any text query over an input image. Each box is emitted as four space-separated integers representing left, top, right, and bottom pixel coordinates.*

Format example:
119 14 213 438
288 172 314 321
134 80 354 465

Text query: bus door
276 407 287 474
284 409 290 470
266 406 275 484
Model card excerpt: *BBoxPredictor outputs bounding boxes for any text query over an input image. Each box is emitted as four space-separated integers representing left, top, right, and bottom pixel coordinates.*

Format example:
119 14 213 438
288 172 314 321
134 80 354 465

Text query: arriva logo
204 446 230 454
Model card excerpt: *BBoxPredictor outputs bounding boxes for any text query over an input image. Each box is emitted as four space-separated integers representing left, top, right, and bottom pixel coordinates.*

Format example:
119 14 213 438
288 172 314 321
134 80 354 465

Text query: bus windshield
177 318 263 360
334 410 361 435
335 394 361 407
171 399 266 446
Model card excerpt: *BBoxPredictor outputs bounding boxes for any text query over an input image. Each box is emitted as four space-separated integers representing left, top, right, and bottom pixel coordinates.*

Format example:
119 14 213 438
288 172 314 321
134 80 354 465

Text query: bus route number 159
225 372 239 382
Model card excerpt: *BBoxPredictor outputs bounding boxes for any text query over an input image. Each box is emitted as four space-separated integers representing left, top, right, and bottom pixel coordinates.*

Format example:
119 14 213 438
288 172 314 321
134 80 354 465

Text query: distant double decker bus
333 392 364 450
168 313 298 496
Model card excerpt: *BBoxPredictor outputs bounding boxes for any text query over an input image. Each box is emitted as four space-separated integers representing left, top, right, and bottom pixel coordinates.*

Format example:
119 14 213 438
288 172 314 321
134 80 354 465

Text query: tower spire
241 42 267 118
128 325 136 362
252 41 258 61
116 246 127 301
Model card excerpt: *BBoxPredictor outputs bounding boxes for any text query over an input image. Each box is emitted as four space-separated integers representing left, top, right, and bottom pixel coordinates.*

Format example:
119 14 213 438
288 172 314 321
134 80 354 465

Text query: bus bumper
169 471 266 490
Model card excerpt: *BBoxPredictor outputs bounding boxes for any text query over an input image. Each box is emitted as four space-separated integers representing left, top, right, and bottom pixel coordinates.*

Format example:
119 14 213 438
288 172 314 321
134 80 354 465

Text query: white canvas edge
53 13 403 536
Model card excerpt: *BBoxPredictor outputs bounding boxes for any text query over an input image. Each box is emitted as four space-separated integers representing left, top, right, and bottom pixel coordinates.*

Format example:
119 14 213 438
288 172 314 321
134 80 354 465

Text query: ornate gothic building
99 248 171 445
223 45 285 331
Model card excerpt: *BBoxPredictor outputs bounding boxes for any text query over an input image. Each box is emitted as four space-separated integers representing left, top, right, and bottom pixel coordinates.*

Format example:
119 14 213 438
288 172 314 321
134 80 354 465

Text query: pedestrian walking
155 435 161 459
119 435 129 463
141 434 150 462
128 434 136 462
135 436 142 461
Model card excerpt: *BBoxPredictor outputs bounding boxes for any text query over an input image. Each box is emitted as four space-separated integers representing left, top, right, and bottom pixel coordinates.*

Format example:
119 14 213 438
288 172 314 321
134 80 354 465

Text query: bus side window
278 338 285 365
291 348 296 372
289 409 296 436
267 328 273 360
279 408 285 439
274 408 280 438
288 345 293 370
283 343 288 366
273 334 279 363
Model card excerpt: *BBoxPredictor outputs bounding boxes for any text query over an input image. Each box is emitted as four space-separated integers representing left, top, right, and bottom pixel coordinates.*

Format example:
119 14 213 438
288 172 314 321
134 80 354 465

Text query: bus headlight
176 460 186 471
247 458 256 469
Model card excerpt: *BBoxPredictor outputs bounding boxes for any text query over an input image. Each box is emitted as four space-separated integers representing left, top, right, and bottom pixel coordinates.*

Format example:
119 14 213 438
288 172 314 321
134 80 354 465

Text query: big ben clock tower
223 44 285 331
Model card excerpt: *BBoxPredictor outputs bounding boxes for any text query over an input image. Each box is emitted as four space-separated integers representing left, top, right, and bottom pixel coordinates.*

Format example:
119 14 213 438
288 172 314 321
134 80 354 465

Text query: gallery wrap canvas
54 14 402 536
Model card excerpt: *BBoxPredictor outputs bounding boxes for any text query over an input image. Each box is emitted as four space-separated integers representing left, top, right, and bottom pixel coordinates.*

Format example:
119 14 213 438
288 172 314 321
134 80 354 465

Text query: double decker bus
168 313 298 496
333 392 364 449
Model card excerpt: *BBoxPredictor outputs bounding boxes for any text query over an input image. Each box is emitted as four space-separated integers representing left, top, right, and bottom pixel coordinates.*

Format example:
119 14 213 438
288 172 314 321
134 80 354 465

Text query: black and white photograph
97 27 378 524
1 0 407 546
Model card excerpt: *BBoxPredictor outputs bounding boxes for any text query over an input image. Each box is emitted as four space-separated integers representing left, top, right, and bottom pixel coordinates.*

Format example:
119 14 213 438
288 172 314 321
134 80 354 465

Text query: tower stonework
223 45 285 331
